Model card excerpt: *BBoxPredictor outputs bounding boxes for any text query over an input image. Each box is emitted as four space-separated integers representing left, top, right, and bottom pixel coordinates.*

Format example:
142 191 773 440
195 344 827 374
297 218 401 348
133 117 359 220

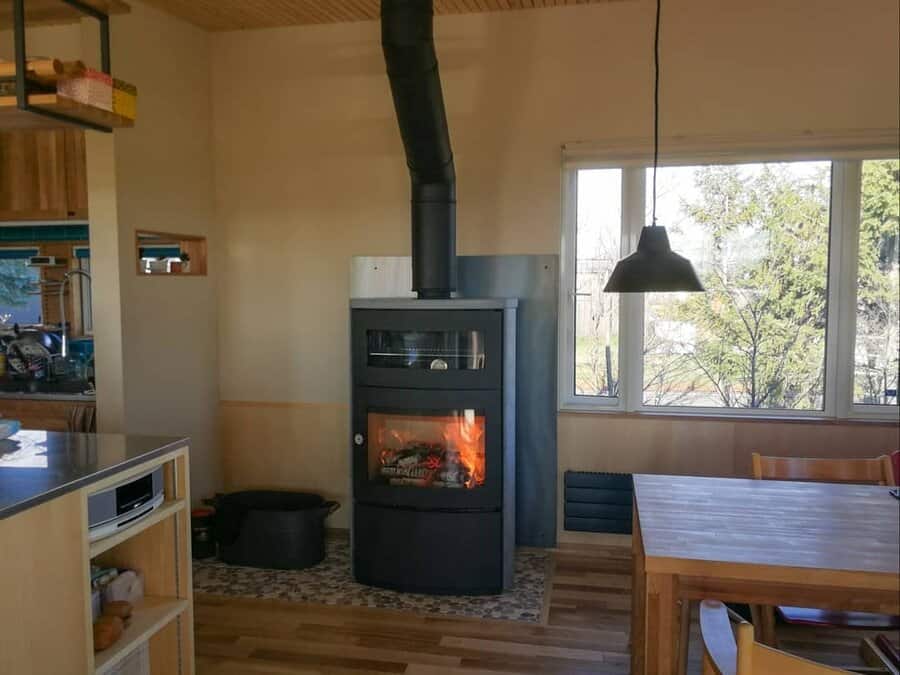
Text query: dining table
630 473 900 675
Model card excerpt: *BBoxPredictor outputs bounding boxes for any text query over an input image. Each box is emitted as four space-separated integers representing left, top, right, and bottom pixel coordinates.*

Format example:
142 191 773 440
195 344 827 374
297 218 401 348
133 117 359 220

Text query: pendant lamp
604 0 704 293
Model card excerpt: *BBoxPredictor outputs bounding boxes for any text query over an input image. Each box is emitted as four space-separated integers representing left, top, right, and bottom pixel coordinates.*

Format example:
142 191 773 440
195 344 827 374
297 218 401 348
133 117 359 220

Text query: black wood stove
350 1 516 594
351 299 516 594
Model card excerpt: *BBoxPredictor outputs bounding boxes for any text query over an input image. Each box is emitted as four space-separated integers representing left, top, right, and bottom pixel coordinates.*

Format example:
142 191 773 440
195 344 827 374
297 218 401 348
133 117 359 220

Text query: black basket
213 491 340 570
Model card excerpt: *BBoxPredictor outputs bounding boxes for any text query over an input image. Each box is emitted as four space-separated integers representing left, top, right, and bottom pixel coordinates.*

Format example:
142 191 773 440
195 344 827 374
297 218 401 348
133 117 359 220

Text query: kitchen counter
0 390 96 402
0 433 193 674
0 430 188 519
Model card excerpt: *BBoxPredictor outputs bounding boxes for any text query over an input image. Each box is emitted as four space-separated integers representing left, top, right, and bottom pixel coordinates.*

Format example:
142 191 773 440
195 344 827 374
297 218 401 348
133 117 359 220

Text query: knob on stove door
354 433 364 446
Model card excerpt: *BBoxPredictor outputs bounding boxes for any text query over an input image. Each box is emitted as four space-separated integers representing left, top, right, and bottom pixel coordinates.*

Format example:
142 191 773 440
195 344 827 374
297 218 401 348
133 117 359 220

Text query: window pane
575 169 621 397
643 162 832 410
854 159 899 406
0 259 41 325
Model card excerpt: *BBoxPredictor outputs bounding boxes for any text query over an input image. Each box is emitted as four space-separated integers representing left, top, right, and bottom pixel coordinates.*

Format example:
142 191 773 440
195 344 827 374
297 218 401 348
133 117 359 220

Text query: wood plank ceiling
0 0 130 30
137 0 612 32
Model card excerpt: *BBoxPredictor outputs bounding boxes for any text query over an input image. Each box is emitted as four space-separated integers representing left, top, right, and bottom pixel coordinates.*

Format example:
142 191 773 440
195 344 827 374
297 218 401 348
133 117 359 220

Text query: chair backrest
751 452 896 486
700 599 850 675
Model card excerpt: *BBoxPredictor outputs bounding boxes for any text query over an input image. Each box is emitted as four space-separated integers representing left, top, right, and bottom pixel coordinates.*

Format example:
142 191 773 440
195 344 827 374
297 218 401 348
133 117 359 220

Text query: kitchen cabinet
0 397 95 432
0 433 194 675
0 128 88 221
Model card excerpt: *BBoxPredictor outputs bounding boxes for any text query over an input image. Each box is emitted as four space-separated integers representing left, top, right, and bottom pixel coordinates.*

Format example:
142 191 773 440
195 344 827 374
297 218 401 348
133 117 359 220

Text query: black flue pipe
382 0 456 299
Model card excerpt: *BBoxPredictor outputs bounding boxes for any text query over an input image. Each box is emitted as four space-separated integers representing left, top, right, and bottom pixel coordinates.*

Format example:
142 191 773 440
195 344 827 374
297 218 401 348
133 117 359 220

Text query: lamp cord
651 0 661 226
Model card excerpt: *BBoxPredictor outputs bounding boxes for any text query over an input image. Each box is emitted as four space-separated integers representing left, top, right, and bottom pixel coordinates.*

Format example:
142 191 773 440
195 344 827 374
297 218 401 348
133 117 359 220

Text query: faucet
59 270 92 359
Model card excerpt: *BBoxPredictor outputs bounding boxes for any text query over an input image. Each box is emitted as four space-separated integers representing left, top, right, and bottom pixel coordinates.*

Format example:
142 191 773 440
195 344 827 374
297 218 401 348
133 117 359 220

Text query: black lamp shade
603 225 705 293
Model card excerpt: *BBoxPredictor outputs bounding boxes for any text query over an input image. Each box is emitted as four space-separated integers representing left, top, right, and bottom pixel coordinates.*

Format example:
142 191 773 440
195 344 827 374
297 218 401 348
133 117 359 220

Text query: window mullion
557 168 578 409
620 167 645 412
833 160 862 417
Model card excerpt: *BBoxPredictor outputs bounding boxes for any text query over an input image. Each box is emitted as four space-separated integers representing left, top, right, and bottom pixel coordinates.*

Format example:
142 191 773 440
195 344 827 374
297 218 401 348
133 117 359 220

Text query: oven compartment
352 309 503 390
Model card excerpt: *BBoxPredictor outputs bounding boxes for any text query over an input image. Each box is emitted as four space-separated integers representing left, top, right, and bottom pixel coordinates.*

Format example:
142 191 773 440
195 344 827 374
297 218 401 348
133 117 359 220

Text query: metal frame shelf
11 0 113 132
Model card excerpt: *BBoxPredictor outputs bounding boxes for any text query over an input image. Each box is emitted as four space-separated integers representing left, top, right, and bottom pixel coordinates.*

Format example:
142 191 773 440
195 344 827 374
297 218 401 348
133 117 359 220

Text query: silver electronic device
87 466 165 541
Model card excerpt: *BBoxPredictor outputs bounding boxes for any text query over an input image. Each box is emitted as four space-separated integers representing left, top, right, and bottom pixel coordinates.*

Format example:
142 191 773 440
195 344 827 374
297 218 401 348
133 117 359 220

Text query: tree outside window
0 258 41 326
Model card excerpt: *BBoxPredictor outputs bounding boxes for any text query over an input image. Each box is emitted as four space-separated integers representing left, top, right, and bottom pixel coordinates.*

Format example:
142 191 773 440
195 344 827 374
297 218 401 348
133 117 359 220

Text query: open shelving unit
93 597 188 675
0 92 134 130
89 498 186 557
86 447 194 674
3 0 134 132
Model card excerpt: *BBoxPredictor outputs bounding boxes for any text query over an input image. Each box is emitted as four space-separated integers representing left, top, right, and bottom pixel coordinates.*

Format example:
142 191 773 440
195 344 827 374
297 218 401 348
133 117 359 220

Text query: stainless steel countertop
0 431 189 519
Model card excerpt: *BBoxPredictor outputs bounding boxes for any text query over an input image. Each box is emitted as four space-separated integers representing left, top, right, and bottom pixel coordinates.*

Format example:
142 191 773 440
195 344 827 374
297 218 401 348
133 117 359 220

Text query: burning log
379 441 470 487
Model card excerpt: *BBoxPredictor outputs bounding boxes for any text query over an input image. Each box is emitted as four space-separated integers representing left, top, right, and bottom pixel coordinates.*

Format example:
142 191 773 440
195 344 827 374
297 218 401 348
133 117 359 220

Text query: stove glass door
353 386 502 510
366 329 485 371
368 409 486 489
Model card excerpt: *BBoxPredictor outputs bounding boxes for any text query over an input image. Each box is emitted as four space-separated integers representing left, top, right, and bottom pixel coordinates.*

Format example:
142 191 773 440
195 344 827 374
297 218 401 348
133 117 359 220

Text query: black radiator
564 471 633 534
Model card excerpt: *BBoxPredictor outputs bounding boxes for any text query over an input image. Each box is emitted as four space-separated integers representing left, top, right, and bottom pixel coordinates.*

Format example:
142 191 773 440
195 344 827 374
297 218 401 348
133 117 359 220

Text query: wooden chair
751 453 897 487
700 599 851 675
750 452 899 646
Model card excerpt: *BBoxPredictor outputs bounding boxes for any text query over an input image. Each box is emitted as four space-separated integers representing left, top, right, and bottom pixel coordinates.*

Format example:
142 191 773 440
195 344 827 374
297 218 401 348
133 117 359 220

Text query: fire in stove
371 413 485 489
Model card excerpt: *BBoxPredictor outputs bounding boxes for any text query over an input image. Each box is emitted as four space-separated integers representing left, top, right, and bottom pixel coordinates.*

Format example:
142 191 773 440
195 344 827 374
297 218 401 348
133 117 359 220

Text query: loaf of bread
102 601 133 621
93 616 124 652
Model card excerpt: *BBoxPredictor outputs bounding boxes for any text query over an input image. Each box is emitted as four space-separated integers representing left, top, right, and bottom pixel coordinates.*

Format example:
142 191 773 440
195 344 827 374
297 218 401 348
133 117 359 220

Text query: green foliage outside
0 259 37 323
854 159 900 404
643 160 899 409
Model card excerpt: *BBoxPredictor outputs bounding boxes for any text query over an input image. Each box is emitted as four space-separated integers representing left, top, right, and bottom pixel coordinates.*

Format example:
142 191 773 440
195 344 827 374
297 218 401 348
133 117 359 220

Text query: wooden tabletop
633 474 900 591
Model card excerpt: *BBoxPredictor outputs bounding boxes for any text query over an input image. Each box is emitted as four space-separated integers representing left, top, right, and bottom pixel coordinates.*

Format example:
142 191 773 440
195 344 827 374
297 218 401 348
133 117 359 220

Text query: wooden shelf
89 499 186 558
94 597 188 675
0 94 134 131
0 0 130 29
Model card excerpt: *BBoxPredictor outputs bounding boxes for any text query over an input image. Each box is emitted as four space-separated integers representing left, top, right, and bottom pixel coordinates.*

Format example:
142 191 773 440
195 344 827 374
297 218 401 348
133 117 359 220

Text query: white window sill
557 406 899 425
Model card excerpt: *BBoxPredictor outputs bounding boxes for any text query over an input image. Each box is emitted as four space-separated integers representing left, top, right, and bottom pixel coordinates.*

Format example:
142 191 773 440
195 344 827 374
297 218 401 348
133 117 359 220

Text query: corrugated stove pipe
382 0 457 299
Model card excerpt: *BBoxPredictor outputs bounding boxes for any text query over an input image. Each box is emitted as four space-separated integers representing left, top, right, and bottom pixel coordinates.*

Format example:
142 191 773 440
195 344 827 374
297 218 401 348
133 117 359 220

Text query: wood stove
351 298 516 594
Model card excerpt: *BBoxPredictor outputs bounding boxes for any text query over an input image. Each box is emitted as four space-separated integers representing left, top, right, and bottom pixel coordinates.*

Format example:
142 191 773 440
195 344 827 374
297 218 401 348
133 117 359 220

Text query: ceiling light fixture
603 0 704 293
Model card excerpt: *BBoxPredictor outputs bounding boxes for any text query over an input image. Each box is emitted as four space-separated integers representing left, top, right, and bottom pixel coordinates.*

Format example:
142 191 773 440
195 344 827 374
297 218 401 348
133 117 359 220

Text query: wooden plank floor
195 541 897 674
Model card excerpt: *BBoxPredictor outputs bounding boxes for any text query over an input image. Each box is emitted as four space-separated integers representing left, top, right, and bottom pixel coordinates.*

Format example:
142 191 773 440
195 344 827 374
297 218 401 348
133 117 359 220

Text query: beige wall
84 1 221 501
211 0 899 533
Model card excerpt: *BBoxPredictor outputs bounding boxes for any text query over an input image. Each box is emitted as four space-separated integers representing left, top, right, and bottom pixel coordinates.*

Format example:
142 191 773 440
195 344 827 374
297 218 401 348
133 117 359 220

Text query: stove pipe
382 0 456 299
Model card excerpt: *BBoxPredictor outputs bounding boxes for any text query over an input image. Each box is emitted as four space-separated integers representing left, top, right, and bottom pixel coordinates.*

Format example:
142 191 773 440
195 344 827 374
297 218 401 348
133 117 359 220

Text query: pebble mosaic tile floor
193 538 549 623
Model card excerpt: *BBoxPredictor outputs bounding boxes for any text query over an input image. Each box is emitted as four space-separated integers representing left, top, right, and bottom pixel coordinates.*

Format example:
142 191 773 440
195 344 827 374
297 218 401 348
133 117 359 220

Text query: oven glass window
366 329 485 370
368 409 486 489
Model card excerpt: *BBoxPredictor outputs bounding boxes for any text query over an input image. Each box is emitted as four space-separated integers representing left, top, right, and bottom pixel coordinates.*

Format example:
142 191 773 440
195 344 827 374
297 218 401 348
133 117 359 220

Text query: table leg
677 600 691 675
645 572 682 675
631 504 646 675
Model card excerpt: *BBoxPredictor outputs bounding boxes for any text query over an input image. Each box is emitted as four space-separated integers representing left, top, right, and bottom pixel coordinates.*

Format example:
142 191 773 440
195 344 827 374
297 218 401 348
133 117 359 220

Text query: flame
441 414 485 488
372 412 486 489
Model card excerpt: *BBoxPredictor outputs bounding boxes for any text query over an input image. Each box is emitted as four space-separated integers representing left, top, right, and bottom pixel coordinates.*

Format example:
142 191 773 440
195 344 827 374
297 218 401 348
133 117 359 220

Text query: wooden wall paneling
557 413 899 544
0 398 95 431
731 421 900 477
0 130 68 221
63 130 89 219
220 401 351 528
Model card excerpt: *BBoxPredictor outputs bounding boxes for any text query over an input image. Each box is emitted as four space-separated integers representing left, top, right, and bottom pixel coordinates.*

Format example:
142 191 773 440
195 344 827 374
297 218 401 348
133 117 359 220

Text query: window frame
0 247 42 326
559 147 899 422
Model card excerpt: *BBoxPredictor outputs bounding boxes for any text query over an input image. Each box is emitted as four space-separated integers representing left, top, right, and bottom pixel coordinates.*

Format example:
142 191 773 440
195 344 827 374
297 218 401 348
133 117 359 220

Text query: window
0 249 41 326
853 159 899 406
574 169 621 398
643 162 832 411
561 152 899 420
